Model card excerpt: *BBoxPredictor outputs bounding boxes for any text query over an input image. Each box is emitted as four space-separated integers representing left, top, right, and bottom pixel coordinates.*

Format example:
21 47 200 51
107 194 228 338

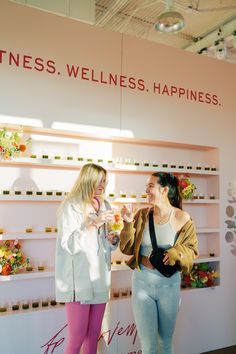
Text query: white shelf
0 196 219 204
0 257 220 282
0 232 57 240
0 158 219 175
0 195 63 202
0 304 65 317
183 199 219 204
0 125 219 150
0 265 131 282
0 268 55 282
194 256 220 263
108 197 149 204
196 228 220 234
0 229 220 240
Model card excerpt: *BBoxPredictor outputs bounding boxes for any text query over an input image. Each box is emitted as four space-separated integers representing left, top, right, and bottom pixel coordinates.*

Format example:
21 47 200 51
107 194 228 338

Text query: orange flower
19 144 26 152
114 213 121 223
1 263 12 275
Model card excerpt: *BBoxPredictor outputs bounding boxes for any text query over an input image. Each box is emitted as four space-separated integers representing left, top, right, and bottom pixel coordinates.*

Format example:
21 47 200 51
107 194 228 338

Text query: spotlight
215 41 227 60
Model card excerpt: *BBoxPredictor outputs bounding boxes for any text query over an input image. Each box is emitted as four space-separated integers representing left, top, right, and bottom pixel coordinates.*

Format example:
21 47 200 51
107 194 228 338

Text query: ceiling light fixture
155 0 185 33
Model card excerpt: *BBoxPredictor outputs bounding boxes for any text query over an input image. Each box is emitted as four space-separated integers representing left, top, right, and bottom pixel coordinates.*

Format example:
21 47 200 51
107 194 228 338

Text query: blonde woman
55 164 117 354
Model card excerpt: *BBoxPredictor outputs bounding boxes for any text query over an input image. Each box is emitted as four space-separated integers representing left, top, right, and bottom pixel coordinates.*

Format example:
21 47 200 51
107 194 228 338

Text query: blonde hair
64 163 107 208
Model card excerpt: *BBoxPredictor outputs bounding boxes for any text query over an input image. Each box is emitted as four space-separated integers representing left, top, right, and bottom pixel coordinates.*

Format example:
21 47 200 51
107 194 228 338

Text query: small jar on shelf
50 297 57 306
120 191 127 198
2 189 10 195
30 154 37 159
130 192 137 198
0 302 7 313
11 300 20 311
209 194 216 200
178 162 184 169
162 162 168 168
42 154 49 159
37 261 45 271
209 252 215 257
121 287 129 298
14 187 22 195
196 163 202 170
42 297 49 307
170 163 176 169
26 262 33 272
143 160 150 167
25 189 34 196
32 298 39 308
25 227 33 233
21 299 30 310
112 288 120 299
187 163 192 170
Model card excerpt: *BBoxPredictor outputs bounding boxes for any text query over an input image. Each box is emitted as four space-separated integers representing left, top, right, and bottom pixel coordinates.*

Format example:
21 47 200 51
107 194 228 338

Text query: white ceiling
10 0 236 64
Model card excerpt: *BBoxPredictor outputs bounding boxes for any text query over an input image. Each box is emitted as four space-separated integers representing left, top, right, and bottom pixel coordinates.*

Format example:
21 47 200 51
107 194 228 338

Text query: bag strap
104 199 112 210
148 209 159 252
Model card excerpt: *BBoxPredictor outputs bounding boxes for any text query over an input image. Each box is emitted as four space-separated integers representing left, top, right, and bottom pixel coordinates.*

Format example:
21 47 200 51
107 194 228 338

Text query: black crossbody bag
148 209 179 278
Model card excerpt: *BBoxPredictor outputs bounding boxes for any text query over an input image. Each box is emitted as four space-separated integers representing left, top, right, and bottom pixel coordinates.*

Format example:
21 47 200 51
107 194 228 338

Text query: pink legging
65 302 106 354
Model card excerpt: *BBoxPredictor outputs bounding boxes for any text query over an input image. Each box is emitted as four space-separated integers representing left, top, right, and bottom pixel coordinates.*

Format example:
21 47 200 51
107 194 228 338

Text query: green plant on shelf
178 174 196 199
0 240 29 275
181 262 219 288
0 127 31 160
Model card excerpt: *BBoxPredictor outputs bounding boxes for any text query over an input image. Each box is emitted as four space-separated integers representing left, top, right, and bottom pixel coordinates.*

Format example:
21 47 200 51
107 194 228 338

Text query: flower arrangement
0 240 29 275
178 174 196 199
0 127 31 160
181 263 219 288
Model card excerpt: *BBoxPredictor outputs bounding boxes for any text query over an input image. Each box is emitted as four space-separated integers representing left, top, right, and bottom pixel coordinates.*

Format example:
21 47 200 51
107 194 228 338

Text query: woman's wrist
91 221 99 230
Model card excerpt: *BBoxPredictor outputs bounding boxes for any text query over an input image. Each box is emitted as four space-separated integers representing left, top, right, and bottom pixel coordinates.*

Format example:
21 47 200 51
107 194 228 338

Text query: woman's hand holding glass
121 204 134 223
93 210 114 228
107 210 123 245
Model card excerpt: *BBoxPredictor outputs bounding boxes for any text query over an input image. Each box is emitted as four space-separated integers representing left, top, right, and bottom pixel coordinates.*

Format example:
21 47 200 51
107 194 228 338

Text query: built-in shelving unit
0 125 220 312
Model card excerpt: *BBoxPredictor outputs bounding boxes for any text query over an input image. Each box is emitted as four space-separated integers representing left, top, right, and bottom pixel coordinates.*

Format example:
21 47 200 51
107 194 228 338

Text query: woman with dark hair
120 172 198 354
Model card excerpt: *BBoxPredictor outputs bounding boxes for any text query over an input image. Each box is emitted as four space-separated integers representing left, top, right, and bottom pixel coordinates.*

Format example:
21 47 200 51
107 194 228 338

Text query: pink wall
0 1 236 353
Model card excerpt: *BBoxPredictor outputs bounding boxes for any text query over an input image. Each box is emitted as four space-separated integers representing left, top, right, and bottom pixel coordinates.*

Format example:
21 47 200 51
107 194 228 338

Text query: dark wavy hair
152 172 182 209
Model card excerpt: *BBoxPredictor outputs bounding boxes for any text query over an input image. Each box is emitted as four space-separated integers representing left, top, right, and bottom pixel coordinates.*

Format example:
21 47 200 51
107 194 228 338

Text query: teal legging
65 302 106 354
132 265 181 354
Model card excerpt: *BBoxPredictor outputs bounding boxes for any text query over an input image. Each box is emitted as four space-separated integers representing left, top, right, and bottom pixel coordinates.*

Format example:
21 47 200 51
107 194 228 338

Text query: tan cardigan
120 207 199 274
